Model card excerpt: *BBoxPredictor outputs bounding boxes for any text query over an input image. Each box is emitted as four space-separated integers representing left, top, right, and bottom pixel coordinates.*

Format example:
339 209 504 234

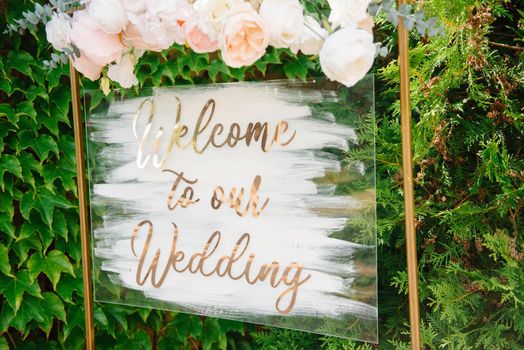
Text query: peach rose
183 14 218 53
69 10 123 67
218 3 268 68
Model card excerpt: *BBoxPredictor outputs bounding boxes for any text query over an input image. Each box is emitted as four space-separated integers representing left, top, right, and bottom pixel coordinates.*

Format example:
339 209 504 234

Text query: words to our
163 169 270 218
133 97 297 168
131 220 312 315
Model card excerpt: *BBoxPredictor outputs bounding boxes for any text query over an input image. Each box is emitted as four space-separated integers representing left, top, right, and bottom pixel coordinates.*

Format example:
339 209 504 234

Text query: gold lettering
130 222 311 314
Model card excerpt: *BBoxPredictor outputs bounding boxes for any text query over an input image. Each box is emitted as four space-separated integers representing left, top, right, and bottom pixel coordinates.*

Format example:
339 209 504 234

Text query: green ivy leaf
11 295 45 333
18 152 42 191
25 85 47 102
207 60 231 82
33 134 59 162
0 104 17 125
16 101 37 122
0 335 8 350
51 85 71 117
0 79 12 95
27 250 75 289
13 236 41 266
42 292 66 322
0 304 15 333
116 328 152 350
56 275 81 304
20 188 74 228
53 210 68 242
63 305 86 344
0 211 15 239
0 191 13 221
6 51 34 78
37 292 66 336
0 154 23 190
0 270 42 313
94 304 109 327
174 314 203 339
201 318 222 350
43 156 77 194
0 244 12 277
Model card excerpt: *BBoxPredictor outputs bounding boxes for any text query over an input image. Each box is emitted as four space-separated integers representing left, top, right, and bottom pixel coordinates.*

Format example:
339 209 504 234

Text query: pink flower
123 22 165 51
219 3 268 68
123 0 192 51
69 10 123 68
72 53 104 81
183 14 218 53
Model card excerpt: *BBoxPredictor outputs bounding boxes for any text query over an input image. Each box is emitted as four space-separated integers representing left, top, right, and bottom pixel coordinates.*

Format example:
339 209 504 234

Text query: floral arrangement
8 0 442 90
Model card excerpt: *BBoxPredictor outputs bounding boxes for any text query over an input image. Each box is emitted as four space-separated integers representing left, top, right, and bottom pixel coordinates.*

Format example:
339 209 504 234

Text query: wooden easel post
69 62 96 350
397 1 422 349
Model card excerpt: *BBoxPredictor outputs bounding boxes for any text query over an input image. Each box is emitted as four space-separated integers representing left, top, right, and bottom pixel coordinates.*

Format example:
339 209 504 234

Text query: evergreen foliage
0 0 522 349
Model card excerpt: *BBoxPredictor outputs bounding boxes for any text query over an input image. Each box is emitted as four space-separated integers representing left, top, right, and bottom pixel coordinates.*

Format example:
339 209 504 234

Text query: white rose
328 0 371 29
127 0 189 51
107 51 140 88
290 15 327 55
45 13 71 51
193 0 243 40
88 0 128 34
259 0 303 49
122 0 147 12
319 28 375 87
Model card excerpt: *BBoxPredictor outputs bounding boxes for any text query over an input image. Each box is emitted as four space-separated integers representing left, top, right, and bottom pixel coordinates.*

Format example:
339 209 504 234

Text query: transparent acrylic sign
85 78 377 343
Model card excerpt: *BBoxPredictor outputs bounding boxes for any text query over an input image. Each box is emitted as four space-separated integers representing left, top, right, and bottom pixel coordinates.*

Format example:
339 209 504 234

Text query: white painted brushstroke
88 82 376 330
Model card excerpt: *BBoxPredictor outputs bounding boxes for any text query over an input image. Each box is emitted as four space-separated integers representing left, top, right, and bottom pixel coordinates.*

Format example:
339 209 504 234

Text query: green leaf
0 335 8 350
0 244 12 277
16 101 37 122
0 154 23 190
284 59 309 80
63 304 85 342
27 250 75 289
11 295 45 333
25 85 47 102
172 314 203 339
0 190 13 218
0 303 15 333
207 60 231 82
0 270 42 313
53 210 68 242
0 79 12 95
43 156 77 193
219 319 245 335
33 134 59 162
0 211 15 239
0 104 16 125
116 328 151 350
20 188 74 228
18 152 42 191
56 275 81 304
7 51 34 78
13 236 41 266
94 305 109 327
201 318 222 350
42 292 66 322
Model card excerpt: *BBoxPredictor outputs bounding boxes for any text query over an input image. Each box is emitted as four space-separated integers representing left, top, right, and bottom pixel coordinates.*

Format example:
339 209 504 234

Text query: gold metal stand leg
397 2 422 349
69 62 96 350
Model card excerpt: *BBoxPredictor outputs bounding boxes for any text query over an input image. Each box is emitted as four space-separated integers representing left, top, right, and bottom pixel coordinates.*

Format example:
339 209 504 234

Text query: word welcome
134 98 297 168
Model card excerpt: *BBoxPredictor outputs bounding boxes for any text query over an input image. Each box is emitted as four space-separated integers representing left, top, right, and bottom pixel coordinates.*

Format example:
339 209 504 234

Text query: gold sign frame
68 2 421 346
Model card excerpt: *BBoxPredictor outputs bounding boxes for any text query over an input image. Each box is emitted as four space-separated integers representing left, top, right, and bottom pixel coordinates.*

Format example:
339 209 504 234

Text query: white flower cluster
45 0 376 88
